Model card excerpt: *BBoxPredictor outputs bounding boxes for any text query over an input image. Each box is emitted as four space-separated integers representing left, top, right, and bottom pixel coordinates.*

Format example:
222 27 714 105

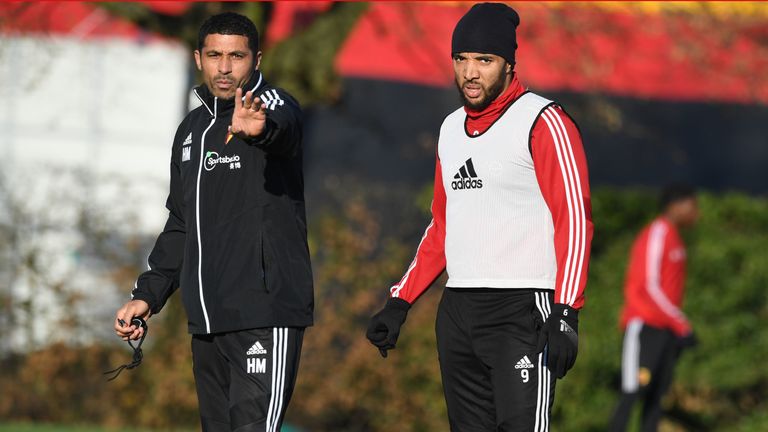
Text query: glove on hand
678 331 698 349
535 303 579 379
366 297 411 358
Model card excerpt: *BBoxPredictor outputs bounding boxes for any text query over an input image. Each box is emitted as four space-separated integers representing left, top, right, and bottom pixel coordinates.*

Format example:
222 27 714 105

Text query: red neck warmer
464 74 526 137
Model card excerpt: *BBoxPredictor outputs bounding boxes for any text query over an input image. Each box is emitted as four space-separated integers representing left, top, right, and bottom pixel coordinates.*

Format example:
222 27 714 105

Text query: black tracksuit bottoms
436 288 556 432
191 327 304 432
608 320 680 432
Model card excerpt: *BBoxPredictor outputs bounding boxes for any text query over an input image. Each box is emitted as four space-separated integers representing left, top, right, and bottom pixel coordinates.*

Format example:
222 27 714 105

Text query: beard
455 67 508 111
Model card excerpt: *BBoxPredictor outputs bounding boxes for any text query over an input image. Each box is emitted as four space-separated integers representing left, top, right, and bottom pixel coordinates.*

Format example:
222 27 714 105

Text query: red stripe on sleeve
390 157 447 303
531 106 593 309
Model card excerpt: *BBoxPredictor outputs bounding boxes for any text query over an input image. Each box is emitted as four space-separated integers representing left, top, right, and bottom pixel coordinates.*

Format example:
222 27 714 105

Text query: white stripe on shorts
622 319 644 393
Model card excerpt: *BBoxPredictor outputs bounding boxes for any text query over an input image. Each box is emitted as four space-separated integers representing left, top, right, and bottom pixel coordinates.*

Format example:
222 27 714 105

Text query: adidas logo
247 341 267 356
560 319 574 333
259 89 285 111
451 158 483 190
182 132 192 146
515 355 535 369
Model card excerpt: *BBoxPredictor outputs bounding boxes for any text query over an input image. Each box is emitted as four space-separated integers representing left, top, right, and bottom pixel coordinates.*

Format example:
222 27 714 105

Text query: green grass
0 423 302 432
0 424 192 432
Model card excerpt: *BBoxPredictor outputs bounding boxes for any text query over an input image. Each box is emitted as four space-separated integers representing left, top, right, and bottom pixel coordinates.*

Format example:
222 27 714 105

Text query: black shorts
191 327 304 432
609 319 681 432
436 288 555 432
619 319 679 394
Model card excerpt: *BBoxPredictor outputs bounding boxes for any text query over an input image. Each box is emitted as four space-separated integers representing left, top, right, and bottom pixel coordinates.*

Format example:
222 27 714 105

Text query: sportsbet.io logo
204 151 242 171
451 158 484 190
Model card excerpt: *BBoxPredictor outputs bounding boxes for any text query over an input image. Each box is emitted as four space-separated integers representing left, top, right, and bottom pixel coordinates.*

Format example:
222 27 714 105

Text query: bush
1 188 767 431
0 296 198 429
291 188 768 431
552 189 768 431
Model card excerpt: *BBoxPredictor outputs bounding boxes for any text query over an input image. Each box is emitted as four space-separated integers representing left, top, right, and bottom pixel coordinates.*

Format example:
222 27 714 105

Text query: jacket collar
193 70 265 117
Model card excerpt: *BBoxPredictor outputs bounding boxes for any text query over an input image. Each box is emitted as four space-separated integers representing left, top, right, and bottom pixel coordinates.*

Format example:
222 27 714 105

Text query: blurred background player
609 183 699 432
366 3 593 431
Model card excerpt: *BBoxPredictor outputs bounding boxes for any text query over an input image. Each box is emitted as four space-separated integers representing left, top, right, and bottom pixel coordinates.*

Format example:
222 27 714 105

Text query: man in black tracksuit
114 13 312 432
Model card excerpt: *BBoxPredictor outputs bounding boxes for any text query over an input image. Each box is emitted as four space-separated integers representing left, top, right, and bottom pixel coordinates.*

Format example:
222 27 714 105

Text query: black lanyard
104 317 148 381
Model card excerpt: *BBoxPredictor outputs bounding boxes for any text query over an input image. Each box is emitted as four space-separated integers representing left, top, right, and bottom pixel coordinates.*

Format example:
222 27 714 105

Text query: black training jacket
132 71 313 334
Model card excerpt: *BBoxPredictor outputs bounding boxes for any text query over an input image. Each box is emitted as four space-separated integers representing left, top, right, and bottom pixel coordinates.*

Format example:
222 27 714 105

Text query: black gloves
366 297 411 358
678 331 698 349
535 303 579 379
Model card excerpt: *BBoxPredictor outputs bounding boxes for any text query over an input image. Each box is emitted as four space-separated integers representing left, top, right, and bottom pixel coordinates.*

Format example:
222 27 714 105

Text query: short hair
198 12 260 55
659 183 697 210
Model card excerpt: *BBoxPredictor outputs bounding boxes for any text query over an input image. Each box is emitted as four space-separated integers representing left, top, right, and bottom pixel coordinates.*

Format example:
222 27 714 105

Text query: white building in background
0 29 191 351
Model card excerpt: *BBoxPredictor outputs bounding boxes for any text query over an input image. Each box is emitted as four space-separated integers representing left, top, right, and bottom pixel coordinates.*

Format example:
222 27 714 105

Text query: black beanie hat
451 3 520 67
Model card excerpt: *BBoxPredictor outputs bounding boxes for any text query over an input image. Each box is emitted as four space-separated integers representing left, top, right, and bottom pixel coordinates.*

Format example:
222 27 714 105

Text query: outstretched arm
233 87 303 157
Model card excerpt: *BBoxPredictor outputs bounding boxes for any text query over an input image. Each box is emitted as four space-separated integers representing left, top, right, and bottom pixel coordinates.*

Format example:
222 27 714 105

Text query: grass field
0 423 303 431
0 425 193 432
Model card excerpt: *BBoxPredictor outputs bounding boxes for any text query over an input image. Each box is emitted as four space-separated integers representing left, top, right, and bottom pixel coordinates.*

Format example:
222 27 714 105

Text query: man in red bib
366 3 593 431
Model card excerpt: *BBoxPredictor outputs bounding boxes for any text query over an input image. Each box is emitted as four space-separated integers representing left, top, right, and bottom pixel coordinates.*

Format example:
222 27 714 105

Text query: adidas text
515 356 535 369
451 178 483 190
451 158 483 190
247 341 267 355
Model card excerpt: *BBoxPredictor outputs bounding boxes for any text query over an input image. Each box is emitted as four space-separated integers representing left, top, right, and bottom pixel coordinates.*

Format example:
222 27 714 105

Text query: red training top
620 217 691 336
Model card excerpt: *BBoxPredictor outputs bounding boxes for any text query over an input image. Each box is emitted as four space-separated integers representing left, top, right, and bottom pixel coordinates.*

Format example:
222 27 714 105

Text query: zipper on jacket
195 96 216 333
261 235 269 293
